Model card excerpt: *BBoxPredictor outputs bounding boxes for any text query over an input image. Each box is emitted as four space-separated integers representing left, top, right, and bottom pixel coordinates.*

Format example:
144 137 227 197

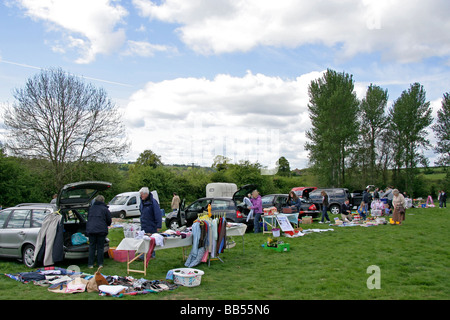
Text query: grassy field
0 206 449 301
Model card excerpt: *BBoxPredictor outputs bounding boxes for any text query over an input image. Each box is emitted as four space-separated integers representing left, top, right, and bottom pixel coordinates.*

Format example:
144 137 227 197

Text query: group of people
321 187 408 225
81 185 447 266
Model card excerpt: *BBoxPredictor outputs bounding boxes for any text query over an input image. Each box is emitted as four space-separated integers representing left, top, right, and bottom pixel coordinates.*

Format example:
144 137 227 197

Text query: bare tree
3 68 129 189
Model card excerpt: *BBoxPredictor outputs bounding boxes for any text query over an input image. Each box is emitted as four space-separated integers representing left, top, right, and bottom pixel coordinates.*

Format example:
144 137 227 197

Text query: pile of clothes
4 266 179 297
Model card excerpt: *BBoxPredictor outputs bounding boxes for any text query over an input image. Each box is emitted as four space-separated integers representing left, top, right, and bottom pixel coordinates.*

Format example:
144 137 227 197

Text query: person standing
443 190 447 208
139 187 162 234
319 190 331 224
439 190 447 208
392 189 406 225
50 194 57 204
86 195 112 268
249 190 263 233
373 188 380 201
171 192 181 211
386 186 394 214
362 188 371 216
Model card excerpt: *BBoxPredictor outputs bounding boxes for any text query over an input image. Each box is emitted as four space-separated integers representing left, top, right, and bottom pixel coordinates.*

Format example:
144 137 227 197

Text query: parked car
165 184 256 230
0 181 112 268
108 190 159 219
308 188 352 215
261 194 320 218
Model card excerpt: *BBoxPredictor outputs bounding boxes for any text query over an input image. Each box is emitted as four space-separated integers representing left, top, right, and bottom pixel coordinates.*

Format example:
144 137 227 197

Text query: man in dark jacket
139 187 162 234
86 195 112 268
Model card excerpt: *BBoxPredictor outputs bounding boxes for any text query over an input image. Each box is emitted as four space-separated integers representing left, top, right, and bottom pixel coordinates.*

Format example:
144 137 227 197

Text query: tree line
1 68 448 209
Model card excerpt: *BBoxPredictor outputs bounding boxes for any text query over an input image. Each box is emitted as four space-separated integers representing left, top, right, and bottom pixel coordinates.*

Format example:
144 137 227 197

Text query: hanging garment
216 217 227 255
244 197 254 222
34 213 64 266
185 222 201 267
211 218 218 258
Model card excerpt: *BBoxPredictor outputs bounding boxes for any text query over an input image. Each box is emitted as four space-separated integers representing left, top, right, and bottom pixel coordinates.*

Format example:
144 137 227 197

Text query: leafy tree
359 84 389 183
0 148 49 206
388 83 433 194
3 68 129 189
135 149 163 168
433 93 450 167
277 156 291 176
305 69 360 187
212 155 232 171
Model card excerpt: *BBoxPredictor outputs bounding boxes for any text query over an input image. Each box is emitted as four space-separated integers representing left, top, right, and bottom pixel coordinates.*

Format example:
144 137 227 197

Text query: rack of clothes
184 213 227 268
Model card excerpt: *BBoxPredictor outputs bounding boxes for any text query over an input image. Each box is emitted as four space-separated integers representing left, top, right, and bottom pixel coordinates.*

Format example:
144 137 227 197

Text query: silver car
0 204 55 267
0 181 112 268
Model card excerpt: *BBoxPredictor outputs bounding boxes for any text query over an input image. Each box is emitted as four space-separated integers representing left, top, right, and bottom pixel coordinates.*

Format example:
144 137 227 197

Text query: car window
261 195 275 205
212 199 234 210
109 195 129 205
32 209 50 227
0 210 12 228
275 196 287 206
127 197 137 206
188 199 211 211
65 210 83 224
5 209 31 228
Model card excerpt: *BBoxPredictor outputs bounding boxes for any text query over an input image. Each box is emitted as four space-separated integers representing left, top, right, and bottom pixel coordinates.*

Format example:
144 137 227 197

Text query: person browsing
139 187 162 234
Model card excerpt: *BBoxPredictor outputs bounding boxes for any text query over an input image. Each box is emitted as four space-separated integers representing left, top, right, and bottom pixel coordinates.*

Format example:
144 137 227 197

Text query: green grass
1 207 449 300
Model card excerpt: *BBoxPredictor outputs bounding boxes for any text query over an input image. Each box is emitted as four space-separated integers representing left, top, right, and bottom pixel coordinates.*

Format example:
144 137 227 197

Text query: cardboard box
302 216 313 224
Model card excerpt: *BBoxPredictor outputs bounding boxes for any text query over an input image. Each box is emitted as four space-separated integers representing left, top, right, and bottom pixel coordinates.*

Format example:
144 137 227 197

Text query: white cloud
122 40 177 57
16 0 128 63
133 0 450 63
122 70 324 169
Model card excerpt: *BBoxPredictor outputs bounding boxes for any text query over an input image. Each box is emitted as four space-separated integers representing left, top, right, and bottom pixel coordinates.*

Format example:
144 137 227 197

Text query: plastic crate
263 243 290 252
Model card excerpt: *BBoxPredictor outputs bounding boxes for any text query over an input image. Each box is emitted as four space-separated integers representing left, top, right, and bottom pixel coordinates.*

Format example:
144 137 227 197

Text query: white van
108 191 159 219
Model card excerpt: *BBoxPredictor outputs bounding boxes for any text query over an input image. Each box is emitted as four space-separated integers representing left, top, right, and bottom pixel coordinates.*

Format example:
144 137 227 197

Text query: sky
0 0 449 171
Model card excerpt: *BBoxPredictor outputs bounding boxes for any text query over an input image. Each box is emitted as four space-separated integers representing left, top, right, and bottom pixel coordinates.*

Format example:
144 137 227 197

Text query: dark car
350 190 368 208
0 181 112 268
261 194 320 218
165 184 256 230
308 188 352 215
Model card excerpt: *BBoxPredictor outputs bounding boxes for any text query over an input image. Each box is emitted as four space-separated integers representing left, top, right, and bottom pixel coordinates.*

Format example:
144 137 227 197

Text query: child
357 201 368 220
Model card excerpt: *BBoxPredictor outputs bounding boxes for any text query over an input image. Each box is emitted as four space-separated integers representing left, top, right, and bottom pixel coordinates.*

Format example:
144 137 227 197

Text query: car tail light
309 204 317 211
236 210 243 218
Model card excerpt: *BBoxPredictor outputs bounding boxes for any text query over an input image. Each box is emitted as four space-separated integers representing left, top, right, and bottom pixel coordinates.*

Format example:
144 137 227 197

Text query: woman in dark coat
319 190 331 224
86 195 112 268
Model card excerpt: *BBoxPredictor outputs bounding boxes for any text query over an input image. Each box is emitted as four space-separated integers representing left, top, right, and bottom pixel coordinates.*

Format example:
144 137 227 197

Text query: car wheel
119 211 126 219
330 204 341 215
169 219 180 230
22 244 37 268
